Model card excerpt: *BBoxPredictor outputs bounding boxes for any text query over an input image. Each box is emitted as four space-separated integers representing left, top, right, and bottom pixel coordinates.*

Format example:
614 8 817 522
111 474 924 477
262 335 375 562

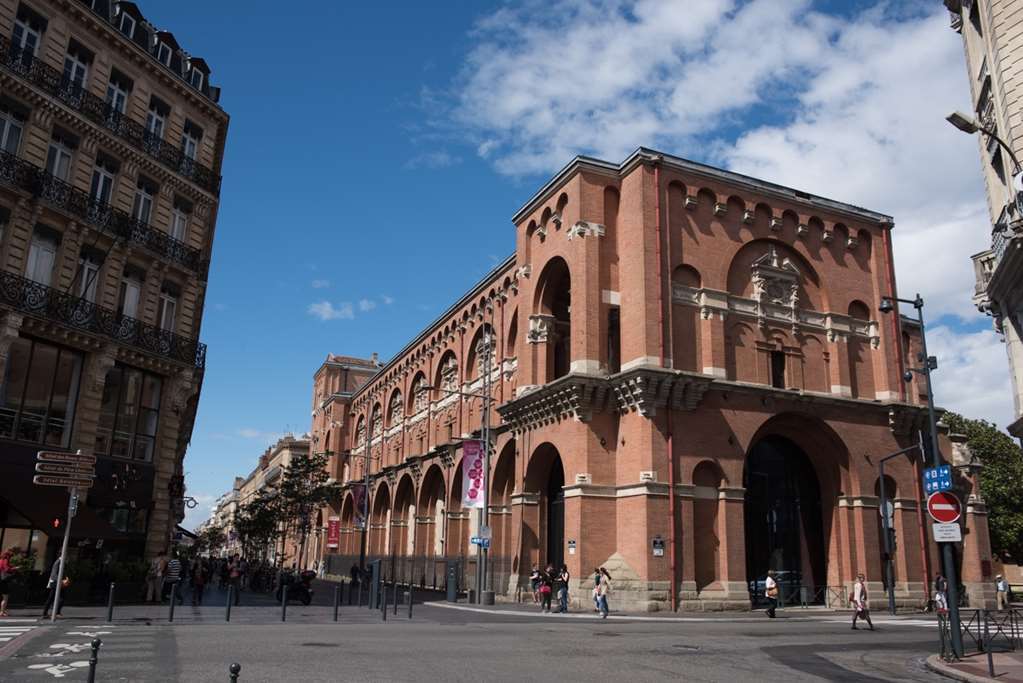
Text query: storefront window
94 365 162 461
0 337 83 447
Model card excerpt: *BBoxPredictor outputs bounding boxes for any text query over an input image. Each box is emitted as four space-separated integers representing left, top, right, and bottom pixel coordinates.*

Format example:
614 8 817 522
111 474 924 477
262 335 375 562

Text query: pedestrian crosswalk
0 621 37 642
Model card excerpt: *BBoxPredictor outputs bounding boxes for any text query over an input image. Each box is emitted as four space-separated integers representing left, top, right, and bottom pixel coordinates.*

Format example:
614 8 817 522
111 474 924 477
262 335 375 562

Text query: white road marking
49 643 93 654
27 661 88 677
0 625 36 642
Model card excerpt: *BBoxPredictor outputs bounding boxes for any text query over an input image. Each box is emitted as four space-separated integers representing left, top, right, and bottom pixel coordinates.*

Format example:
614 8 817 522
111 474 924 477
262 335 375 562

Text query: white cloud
237 428 281 441
358 298 377 312
447 1 1008 426
311 279 330 289
382 295 395 305
308 301 354 321
405 150 461 170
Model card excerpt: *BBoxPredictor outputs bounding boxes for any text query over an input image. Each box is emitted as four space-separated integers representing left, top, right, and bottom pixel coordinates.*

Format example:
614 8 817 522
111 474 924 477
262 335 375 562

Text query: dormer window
156 42 172 67
189 68 204 91
118 12 135 39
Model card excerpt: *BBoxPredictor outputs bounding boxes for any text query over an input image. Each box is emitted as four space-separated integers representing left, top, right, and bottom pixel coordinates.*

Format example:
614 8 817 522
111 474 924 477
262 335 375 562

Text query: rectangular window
181 131 198 160
90 160 115 204
189 69 204 91
45 136 73 181
94 364 161 462
157 288 176 331
770 350 786 389
170 204 188 241
11 16 42 62
145 105 165 141
131 180 154 224
106 80 128 116
0 107 25 156
118 275 141 319
157 42 172 66
118 12 135 39
0 337 82 447
62 44 90 92
607 307 621 374
25 232 58 286
76 252 101 302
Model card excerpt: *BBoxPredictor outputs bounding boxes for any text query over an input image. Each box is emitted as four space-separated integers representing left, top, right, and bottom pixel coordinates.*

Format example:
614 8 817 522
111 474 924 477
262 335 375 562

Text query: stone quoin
312 148 995 611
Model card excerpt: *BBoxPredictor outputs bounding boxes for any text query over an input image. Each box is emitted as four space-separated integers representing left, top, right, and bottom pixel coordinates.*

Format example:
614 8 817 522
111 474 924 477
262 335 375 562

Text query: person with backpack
851 573 874 630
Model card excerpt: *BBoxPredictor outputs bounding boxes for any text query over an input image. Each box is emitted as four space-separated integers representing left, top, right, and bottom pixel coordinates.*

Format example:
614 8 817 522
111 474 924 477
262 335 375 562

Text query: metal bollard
106 582 115 623
408 584 413 619
983 609 995 677
393 580 398 616
357 581 364 608
229 662 241 682
169 583 177 622
86 638 101 683
225 586 234 622
281 585 288 622
382 582 388 621
333 584 340 622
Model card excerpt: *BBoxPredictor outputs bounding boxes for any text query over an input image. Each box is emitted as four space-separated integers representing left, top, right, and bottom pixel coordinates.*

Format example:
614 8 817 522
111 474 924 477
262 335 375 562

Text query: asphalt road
0 601 949 682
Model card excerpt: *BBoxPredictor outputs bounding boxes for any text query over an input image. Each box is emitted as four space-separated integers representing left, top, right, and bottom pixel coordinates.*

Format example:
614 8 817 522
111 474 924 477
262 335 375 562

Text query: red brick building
321 149 994 610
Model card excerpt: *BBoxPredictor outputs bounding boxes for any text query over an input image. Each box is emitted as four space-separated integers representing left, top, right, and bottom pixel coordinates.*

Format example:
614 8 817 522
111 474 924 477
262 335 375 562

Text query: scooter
276 570 316 605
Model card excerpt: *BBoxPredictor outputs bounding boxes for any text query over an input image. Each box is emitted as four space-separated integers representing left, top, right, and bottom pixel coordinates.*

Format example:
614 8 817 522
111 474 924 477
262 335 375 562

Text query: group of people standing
145 552 250 606
529 564 612 618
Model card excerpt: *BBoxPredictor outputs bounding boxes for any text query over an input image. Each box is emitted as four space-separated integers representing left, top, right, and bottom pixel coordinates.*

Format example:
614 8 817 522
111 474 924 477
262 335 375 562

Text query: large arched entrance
744 436 826 602
525 443 565 570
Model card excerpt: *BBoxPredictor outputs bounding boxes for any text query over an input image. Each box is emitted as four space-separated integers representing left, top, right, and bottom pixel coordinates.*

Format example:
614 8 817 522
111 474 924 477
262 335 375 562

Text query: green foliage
195 525 227 556
106 559 149 583
944 412 1023 562
235 487 280 560
5 548 36 579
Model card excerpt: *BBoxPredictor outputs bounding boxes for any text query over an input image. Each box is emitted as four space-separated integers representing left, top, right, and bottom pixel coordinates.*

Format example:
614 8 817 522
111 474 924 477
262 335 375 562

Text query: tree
195 525 226 556
277 451 338 569
235 488 281 561
943 412 1023 562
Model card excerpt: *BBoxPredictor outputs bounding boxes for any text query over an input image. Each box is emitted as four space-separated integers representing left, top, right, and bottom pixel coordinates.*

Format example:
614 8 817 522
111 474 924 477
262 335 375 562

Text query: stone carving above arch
751 246 800 329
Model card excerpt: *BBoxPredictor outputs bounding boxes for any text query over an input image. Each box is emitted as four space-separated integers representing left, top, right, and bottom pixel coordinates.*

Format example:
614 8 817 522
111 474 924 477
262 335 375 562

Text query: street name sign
932 523 962 543
36 451 96 466
927 491 962 524
35 463 95 477
470 536 491 549
922 465 952 495
33 475 94 488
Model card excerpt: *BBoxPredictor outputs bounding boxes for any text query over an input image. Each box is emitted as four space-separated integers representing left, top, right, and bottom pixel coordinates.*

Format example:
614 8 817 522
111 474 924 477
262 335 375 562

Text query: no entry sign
927 491 962 524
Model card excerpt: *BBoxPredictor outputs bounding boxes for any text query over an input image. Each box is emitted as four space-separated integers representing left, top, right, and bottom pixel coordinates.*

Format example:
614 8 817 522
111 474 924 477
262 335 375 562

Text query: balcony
974 218 1023 314
0 270 206 369
0 36 221 195
0 148 208 278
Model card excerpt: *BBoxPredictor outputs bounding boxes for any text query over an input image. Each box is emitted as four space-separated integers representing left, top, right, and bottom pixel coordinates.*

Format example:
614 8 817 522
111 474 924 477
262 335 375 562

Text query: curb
925 654 997 683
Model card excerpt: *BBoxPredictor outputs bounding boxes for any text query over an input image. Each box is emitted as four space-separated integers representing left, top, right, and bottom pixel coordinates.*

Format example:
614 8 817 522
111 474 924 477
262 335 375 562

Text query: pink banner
326 517 340 548
462 440 485 509
352 484 367 529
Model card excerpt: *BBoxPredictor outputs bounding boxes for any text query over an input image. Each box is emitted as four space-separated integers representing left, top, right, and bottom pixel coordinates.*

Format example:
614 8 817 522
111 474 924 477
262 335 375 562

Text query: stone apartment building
946 0 1023 438
0 0 228 564
319 148 995 610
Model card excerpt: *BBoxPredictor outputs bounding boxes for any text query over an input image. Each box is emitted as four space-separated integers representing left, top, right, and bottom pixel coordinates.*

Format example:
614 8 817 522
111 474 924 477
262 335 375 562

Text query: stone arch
340 492 355 554
506 308 518 357
604 185 621 287
435 350 458 397
387 387 403 427
555 192 568 225
371 482 392 555
465 323 496 381
392 474 417 557
672 264 702 373
533 257 571 382
848 299 870 320
417 465 446 556
524 442 566 571
408 371 428 414
672 264 701 288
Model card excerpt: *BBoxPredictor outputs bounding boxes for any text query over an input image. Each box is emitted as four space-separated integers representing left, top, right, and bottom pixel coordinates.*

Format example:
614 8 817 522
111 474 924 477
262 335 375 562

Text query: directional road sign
35 463 95 477
927 491 962 524
36 451 96 465
922 465 952 495
33 475 94 489
470 536 491 549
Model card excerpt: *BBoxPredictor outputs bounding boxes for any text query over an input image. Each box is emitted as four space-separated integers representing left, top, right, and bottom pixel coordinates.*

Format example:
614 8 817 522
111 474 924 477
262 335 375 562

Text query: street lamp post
879 293 964 657
876 443 921 616
946 111 1023 216
358 411 377 574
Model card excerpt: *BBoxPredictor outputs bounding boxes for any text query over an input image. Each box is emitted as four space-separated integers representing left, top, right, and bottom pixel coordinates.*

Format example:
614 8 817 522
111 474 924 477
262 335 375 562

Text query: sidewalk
927 652 1023 683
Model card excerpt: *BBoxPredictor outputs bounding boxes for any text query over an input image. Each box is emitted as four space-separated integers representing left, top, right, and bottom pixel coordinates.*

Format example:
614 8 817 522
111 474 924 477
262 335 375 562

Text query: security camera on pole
34 450 96 623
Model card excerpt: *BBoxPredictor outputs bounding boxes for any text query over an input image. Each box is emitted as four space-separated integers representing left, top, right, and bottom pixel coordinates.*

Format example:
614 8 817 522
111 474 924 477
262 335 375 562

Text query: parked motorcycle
276 569 316 605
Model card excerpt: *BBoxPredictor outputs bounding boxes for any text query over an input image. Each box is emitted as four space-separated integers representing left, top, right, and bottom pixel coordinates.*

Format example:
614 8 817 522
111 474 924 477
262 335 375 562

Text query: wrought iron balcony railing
0 148 207 278
0 270 206 369
0 36 221 195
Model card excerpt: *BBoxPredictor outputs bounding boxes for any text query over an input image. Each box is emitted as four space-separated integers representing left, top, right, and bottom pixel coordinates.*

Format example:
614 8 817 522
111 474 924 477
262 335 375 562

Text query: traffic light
52 517 61 529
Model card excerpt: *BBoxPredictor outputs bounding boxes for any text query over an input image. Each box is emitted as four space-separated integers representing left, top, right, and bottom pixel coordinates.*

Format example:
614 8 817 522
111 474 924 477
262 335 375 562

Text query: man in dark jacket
41 555 66 618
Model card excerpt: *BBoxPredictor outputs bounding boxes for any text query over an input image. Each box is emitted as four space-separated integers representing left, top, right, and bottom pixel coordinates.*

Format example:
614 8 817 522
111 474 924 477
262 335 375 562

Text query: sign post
34 451 95 623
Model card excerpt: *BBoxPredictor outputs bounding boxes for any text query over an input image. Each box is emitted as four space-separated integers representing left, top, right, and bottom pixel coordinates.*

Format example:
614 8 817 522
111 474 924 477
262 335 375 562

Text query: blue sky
145 1 1010 529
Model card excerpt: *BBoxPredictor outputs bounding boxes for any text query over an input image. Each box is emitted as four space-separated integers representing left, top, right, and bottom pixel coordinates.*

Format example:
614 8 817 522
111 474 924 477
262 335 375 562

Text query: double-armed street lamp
878 293 963 657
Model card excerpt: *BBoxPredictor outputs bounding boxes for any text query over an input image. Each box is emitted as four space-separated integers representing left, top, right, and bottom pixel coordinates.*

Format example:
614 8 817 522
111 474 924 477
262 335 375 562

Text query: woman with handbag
851 573 874 630
597 567 611 618
765 570 778 618
539 564 554 612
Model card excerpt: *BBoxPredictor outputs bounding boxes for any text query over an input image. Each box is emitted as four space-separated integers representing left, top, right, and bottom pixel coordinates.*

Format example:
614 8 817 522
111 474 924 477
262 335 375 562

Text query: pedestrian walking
164 553 184 605
191 558 207 606
597 567 611 618
592 567 601 613
145 550 167 603
529 565 541 605
41 555 68 619
850 573 874 630
996 574 1009 610
933 573 949 614
228 554 242 605
557 564 570 613
0 550 15 617
764 570 778 618
539 564 554 613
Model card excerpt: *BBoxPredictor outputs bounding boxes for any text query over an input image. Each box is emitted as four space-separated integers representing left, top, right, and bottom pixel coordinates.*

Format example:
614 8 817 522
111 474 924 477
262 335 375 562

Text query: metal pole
50 485 77 623
393 579 398 615
983 609 995 677
281 584 288 622
333 584 340 622
878 461 897 616
225 585 233 622
168 582 177 622
480 311 492 602
359 412 372 574
917 299 964 658
229 662 241 682
106 582 115 623
382 580 388 621
408 583 413 619
86 638 101 683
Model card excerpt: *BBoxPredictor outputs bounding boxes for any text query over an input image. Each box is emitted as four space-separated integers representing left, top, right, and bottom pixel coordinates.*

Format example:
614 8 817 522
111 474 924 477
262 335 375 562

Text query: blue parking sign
922 465 952 494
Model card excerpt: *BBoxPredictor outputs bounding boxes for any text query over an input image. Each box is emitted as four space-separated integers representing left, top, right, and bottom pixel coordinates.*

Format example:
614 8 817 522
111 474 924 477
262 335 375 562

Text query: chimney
371 352 379 365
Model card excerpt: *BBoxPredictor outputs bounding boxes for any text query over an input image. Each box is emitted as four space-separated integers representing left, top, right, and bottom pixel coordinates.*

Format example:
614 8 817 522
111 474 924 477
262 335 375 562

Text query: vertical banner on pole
353 485 367 529
327 517 340 549
462 440 484 509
